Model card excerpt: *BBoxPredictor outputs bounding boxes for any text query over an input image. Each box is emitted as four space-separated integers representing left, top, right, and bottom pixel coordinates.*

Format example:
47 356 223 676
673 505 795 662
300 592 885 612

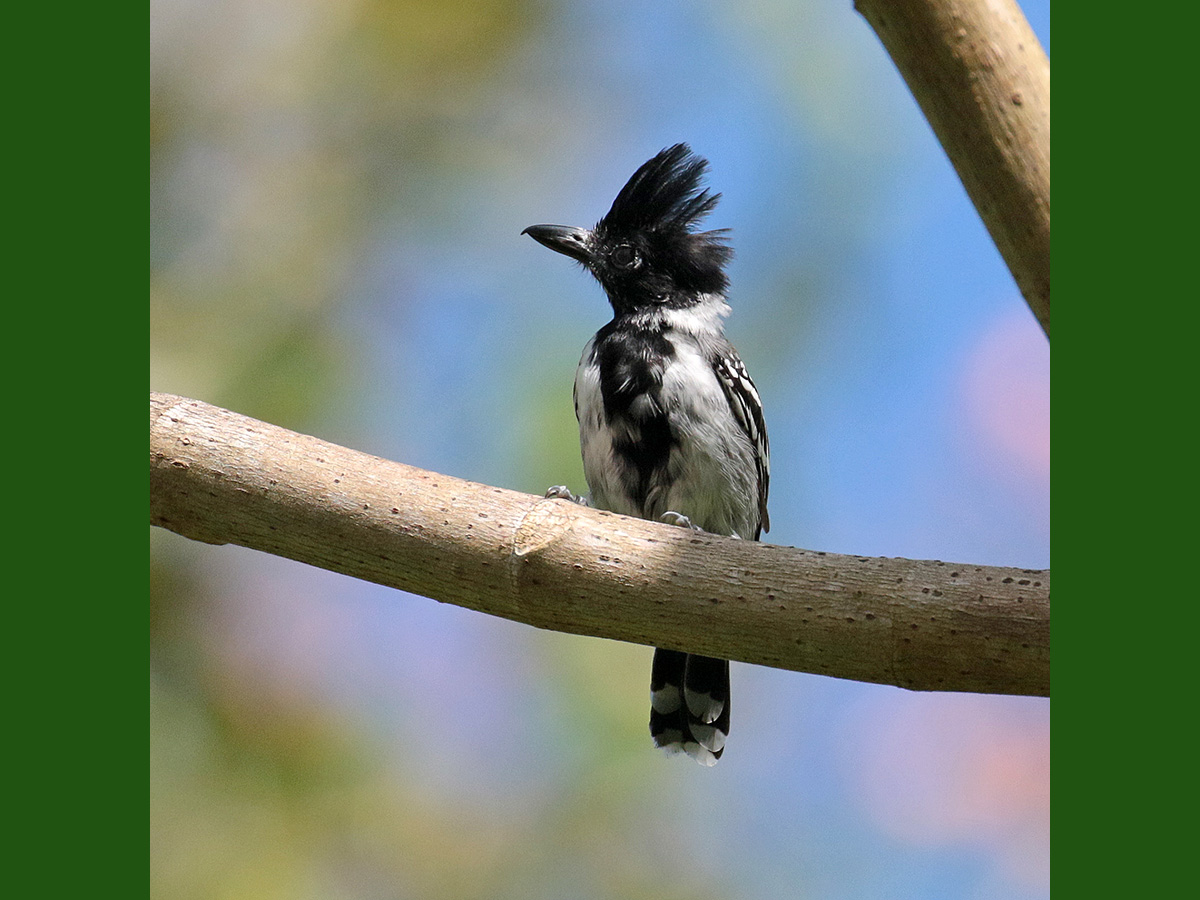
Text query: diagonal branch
855 0 1050 337
150 393 1049 697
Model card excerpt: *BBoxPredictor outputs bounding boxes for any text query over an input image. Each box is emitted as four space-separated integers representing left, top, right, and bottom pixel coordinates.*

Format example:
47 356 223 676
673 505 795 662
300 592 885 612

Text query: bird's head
523 143 732 315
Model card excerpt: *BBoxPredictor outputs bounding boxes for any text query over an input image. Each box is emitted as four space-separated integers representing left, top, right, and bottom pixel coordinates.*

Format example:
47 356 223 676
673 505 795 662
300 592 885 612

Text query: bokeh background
150 1 1050 898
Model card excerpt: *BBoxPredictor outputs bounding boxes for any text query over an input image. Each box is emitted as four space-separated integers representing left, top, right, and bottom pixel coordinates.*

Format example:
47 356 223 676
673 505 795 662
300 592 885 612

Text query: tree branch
855 0 1050 337
150 393 1049 697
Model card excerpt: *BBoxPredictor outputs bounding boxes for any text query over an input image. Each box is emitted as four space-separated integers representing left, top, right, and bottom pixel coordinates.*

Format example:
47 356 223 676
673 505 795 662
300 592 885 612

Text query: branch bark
150 393 1049 697
855 0 1050 337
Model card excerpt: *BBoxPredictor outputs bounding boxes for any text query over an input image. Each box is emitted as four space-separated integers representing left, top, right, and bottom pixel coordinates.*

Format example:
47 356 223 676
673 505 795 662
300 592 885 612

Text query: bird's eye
610 244 639 269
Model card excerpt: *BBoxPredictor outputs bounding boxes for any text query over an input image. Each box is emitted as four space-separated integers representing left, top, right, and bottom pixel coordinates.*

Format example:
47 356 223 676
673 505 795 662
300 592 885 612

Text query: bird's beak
522 224 593 264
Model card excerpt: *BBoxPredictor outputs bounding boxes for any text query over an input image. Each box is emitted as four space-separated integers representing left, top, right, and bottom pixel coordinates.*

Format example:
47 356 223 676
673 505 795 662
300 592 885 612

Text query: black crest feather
598 143 723 236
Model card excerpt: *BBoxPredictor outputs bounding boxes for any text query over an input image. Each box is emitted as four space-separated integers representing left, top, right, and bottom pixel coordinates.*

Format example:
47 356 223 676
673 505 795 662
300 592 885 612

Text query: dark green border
11 6 145 892
1053 1 1188 895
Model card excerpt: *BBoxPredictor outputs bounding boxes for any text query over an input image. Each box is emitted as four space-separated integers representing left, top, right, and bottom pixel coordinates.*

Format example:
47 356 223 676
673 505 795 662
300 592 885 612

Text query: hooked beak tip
522 224 592 264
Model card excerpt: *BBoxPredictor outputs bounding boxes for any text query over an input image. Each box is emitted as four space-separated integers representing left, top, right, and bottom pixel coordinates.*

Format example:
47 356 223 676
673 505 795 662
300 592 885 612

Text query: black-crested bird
523 144 769 765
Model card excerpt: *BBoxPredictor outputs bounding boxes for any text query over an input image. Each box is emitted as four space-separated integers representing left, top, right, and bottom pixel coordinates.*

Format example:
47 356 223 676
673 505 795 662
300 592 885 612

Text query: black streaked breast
592 321 677 511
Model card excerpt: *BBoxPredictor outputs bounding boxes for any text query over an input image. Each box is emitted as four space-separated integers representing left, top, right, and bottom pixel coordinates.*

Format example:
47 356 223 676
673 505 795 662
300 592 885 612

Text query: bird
523 143 769 766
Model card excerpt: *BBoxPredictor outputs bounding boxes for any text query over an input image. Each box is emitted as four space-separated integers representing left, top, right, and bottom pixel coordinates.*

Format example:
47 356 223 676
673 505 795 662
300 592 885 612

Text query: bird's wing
712 347 770 536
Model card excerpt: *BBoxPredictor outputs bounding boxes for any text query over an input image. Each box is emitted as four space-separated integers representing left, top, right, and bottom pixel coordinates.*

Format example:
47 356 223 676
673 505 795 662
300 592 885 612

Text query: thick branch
150 393 1049 697
855 0 1050 337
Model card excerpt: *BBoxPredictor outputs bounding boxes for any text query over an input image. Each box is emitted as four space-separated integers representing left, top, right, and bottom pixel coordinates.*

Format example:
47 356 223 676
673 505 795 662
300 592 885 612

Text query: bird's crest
598 143 724 237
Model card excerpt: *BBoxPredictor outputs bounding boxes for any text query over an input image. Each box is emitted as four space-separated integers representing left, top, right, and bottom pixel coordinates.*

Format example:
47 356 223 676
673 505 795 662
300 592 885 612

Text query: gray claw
545 485 588 506
660 511 702 531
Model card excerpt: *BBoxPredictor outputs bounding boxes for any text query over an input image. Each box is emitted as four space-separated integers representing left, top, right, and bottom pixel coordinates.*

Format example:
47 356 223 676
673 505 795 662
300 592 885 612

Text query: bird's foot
545 485 589 506
660 511 703 532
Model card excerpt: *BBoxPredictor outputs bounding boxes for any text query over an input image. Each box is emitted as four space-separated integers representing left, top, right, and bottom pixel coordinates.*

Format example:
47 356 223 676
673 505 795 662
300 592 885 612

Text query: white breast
573 332 760 538
573 341 641 518
656 339 759 537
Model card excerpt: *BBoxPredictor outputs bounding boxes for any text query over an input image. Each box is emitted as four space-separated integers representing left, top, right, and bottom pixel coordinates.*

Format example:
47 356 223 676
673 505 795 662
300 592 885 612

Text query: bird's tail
649 648 730 766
